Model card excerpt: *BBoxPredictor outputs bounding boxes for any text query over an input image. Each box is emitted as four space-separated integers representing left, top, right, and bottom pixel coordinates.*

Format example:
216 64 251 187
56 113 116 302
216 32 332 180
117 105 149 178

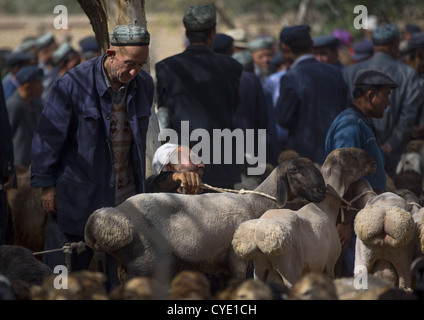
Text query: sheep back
84 207 134 252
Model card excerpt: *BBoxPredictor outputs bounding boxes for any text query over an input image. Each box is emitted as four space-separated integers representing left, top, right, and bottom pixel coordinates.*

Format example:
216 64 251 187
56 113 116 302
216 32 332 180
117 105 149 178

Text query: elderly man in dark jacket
30 25 154 288
155 4 243 189
342 23 424 174
276 25 348 165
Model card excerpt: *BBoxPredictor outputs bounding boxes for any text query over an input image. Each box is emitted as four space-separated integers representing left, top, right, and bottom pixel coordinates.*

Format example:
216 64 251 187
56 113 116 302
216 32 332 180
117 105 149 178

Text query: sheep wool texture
354 206 415 247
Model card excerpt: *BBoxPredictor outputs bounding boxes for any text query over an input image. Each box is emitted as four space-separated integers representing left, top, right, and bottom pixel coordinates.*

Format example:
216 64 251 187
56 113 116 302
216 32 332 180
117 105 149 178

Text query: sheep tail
254 218 293 256
84 207 134 252
232 219 260 259
355 206 414 247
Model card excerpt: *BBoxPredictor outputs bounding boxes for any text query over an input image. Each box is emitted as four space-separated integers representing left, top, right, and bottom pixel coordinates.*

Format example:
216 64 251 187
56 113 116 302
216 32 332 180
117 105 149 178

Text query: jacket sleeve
30 77 73 187
386 69 424 151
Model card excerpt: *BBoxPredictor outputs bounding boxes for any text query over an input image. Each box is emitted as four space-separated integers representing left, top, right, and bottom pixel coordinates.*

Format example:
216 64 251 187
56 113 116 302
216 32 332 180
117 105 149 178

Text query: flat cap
372 23 399 45
52 42 75 64
313 35 339 48
5 51 36 67
409 32 424 50
225 28 248 49
354 69 398 88
352 40 373 61
110 25 150 46
406 24 421 33
79 36 98 53
152 143 179 174
183 4 216 32
15 65 43 85
279 25 311 44
248 36 275 52
212 33 233 54
36 33 55 49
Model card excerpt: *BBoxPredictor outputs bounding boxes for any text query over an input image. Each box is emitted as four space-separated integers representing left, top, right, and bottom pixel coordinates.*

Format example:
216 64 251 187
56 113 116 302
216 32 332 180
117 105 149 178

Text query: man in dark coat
155 4 243 189
342 23 424 174
276 25 348 165
30 25 154 289
0 81 15 245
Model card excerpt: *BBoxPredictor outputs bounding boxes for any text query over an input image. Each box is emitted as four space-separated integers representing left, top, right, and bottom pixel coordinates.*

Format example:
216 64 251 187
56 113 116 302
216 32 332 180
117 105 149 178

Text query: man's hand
173 172 203 194
41 186 57 214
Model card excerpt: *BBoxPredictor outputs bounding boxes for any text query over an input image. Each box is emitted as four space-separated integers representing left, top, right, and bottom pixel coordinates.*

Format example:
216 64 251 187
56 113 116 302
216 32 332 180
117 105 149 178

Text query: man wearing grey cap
342 23 424 175
155 4 243 189
325 69 398 276
30 25 154 290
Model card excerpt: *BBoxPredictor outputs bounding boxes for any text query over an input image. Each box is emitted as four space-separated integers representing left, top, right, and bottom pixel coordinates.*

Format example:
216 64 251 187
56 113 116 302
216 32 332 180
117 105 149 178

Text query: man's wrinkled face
107 46 149 84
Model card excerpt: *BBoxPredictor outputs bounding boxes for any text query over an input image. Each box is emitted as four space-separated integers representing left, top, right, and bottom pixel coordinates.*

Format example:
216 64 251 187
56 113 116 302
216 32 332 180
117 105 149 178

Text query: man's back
276 57 348 164
343 52 424 160
155 45 243 186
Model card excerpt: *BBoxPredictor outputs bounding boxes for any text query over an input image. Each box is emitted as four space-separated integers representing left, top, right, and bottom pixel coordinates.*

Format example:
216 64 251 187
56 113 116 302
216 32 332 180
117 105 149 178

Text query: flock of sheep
2 145 424 300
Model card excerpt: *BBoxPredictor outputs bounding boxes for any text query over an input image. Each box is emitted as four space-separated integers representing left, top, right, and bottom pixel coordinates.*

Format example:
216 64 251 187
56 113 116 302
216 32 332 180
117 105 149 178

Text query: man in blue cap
30 25 153 291
351 40 373 63
2 51 37 100
79 36 100 62
155 4 243 190
6 65 44 168
343 23 424 175
276 25 348 165
325 69 398 276
312 35 343 67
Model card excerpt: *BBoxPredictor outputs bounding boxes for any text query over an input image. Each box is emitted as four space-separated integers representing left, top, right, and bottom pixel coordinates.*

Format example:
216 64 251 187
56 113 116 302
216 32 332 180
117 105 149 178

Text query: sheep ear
276 179 288 208
325 167 345 197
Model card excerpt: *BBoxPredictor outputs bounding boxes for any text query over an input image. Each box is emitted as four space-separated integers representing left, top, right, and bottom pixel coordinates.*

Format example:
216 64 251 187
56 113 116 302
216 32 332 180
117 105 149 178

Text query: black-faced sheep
0 245 52 287
84 157 327 285
231 147 377 288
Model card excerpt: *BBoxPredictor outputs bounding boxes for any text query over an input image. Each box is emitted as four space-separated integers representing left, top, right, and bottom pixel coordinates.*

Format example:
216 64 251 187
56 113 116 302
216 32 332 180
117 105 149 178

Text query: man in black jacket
155 4 243 189
0 81 15 245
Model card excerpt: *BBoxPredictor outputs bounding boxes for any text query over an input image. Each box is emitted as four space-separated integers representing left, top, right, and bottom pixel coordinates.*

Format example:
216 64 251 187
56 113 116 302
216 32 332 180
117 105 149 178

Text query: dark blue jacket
155 45 242 186
30 55 154 236
276 56 348 164
325 105 386 191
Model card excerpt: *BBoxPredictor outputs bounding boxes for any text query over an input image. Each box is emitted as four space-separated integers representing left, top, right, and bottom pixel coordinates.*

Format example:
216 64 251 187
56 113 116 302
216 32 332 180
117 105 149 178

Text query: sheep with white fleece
231 147 377 288
354 205 416 289
84 156 326 284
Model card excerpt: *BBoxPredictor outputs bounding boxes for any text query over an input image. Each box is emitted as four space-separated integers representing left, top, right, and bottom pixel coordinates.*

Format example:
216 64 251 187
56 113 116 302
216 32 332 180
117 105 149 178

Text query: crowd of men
1 3 424 291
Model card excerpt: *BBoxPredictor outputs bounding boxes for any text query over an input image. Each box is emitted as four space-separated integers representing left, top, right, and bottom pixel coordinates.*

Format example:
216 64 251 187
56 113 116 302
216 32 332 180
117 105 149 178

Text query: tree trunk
77 0 160 178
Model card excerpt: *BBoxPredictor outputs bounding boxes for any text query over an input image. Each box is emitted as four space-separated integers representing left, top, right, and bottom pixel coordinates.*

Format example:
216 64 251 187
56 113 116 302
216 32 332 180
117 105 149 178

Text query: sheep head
276 157 326 208
321 147 376 197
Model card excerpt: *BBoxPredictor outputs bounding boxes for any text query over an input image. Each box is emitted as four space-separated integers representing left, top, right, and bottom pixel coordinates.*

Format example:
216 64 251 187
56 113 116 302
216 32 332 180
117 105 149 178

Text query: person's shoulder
6 90 23 108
